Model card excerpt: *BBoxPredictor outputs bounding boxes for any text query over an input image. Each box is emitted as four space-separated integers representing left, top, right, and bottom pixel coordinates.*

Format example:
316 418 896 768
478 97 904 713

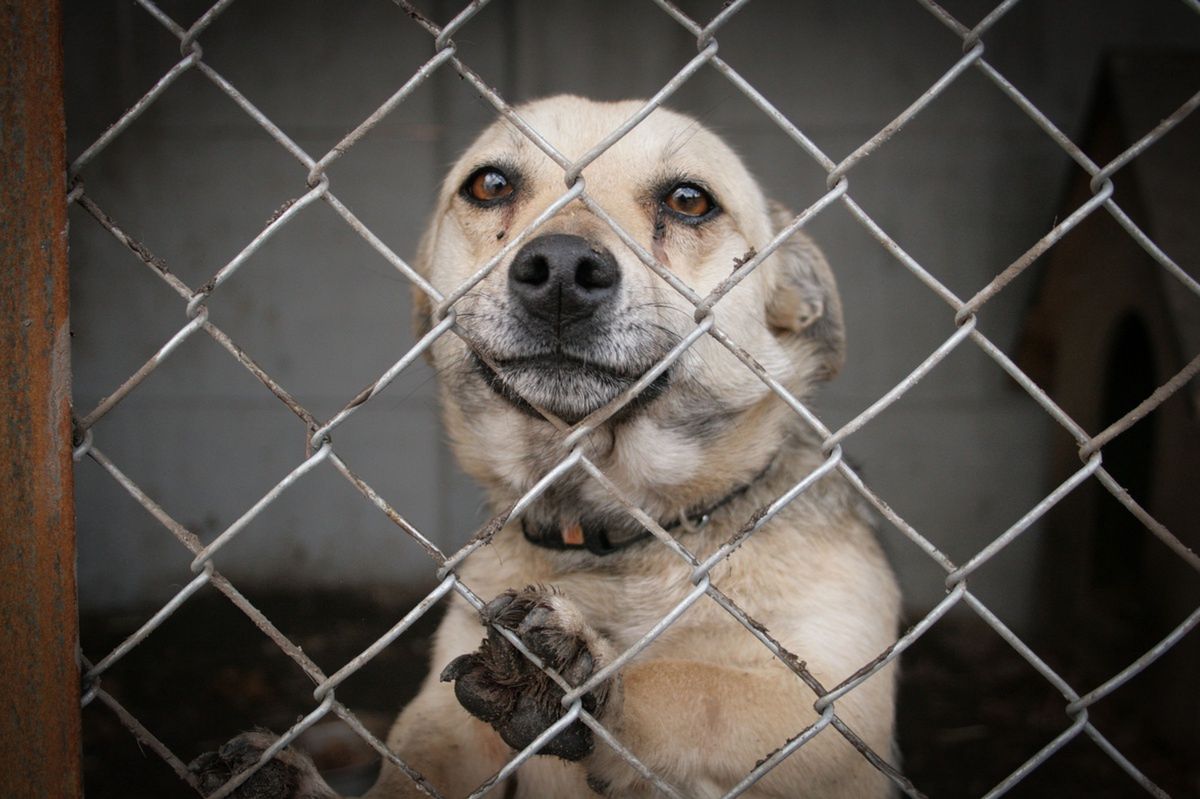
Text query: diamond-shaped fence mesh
61 1 1200 797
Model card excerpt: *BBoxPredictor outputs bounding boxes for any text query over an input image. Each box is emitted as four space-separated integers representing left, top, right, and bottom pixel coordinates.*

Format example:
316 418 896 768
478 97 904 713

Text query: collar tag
561 520 585 547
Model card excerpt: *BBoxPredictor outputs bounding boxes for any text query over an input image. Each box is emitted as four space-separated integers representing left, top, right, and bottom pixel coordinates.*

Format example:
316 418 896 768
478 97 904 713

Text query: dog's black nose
508 234 620 325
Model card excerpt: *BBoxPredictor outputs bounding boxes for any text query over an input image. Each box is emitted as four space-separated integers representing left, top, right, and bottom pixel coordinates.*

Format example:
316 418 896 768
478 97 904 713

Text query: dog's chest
552 558 708 648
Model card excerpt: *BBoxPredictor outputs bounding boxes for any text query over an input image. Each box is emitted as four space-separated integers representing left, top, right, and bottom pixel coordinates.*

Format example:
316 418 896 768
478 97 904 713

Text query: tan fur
352 96 902 799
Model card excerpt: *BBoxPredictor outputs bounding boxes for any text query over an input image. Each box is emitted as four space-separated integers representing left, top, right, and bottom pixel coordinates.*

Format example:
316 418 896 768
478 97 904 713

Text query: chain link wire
67 1 1200 797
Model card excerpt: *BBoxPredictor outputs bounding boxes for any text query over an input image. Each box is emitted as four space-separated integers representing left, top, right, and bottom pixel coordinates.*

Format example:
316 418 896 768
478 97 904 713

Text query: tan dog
193 96 900 799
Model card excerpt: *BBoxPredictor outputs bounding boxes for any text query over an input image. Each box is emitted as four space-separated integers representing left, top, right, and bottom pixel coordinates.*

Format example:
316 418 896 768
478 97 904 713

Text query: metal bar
437 448 585 578
68 49 200 176
83 567 213 685
465 701 583 799
1094 466 1200 574
308 47 457 184
827 715 928 799
179 0 238 51
1081 724 1171 799
76 309 209 431
328 451 447 564
579 710 687 799
956 179 1114 322
89 687 200 790
1103 198 1200 299
187 179 330 317
1082 352 1200 456
562 577 711 704
829 42 984 185
704 585 824 695
577 456 701 566
0 2 83 795
207 694 336 799
80 442 332 685
945 454 1103 587
836 459 959 573
699 0 751 41
721 706 836 799
825 317 977 450
966 0 1023 45
311 313 457 447
703 586 921 796
323 190 445 301
1092 90 1200 187
566 314 715 444
815 583 968 712
330 702 445 798
691 448 844 582
434 0 493 51
839 194 965 310
1067 604 1200 715
563 40 719 185
314 576 457 700
979 711 1089 799
693 179 849 319
190 441 334 572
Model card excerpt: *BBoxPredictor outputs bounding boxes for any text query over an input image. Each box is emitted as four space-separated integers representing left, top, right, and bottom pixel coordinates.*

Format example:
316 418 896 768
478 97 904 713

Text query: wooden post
0 1 83 797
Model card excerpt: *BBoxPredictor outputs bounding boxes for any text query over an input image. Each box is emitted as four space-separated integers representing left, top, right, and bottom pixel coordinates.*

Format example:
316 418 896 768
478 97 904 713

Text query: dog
192 95 900 799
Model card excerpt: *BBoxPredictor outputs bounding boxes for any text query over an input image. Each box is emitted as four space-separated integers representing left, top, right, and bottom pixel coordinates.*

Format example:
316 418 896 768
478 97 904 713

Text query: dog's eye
662 182 717 221
462 167 515 205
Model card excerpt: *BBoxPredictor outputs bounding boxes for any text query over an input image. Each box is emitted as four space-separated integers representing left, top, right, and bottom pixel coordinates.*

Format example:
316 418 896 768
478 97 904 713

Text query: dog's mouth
471 351 671 425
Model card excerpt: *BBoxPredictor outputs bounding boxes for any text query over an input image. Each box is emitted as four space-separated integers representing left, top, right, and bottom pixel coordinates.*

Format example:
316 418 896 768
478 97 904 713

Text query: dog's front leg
444 589 893 798
583 658 895 799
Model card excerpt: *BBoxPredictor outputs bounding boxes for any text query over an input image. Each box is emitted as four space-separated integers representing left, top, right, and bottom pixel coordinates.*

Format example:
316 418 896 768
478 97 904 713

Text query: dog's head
415 96 843 517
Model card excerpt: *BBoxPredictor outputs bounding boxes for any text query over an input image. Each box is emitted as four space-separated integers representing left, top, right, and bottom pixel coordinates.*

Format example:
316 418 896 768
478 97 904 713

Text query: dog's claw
439 652 477 683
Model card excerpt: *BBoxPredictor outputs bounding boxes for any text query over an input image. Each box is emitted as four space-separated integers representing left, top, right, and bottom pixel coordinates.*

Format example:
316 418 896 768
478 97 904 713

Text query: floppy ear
763 201 845 381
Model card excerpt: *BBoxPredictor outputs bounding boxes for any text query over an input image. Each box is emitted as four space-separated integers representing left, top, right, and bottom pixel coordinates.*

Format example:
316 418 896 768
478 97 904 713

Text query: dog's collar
520 456 776 556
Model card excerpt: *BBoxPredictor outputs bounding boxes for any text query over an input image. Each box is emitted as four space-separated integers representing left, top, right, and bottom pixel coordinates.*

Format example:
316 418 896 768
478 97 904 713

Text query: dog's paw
189 730 338 799
441 587 613 761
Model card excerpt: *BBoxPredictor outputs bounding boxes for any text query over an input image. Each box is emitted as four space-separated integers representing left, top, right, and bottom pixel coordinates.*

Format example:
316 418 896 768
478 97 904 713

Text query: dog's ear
762 201 845 381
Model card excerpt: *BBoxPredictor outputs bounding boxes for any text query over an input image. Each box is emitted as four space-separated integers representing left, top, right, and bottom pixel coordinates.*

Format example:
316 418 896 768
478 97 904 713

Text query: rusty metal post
0 1 83 797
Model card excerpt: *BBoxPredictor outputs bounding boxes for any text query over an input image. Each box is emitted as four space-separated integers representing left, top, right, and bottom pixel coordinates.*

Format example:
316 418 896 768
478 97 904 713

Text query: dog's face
415 96 844 520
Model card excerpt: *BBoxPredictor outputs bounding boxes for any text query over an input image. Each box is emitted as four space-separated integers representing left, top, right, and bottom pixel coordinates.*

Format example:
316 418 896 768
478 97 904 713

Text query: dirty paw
189 730 337 799
441 587 613 760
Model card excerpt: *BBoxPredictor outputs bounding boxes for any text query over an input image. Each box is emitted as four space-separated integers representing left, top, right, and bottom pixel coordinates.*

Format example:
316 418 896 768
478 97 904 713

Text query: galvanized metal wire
68 1 1199 797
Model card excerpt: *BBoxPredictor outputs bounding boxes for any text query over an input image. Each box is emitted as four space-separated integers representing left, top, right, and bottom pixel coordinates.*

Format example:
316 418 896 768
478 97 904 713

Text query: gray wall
65 0 1199 629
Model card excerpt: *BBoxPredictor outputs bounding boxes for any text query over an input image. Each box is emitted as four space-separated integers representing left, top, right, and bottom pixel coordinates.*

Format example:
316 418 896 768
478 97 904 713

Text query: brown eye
462 167 515 205
663 182 716 220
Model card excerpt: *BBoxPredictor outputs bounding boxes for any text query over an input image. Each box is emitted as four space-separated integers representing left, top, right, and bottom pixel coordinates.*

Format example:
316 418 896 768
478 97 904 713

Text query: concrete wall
65 0 1200 629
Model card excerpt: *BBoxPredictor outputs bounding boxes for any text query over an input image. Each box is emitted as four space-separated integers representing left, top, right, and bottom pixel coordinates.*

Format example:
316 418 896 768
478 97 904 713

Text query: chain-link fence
66 1 1200 797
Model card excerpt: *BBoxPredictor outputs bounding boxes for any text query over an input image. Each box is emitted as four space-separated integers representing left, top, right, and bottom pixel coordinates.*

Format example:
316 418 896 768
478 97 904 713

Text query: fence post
0 2 83 797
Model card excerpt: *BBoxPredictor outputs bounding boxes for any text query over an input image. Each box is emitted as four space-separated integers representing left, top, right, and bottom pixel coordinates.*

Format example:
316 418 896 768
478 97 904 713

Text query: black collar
520 457 775 556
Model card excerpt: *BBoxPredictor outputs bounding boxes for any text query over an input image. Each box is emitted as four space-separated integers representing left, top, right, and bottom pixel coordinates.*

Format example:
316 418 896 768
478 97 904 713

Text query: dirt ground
79 589 1197 798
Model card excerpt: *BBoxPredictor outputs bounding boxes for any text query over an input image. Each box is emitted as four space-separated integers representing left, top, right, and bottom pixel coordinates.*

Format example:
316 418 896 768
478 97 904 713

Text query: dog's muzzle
472 233 669 423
